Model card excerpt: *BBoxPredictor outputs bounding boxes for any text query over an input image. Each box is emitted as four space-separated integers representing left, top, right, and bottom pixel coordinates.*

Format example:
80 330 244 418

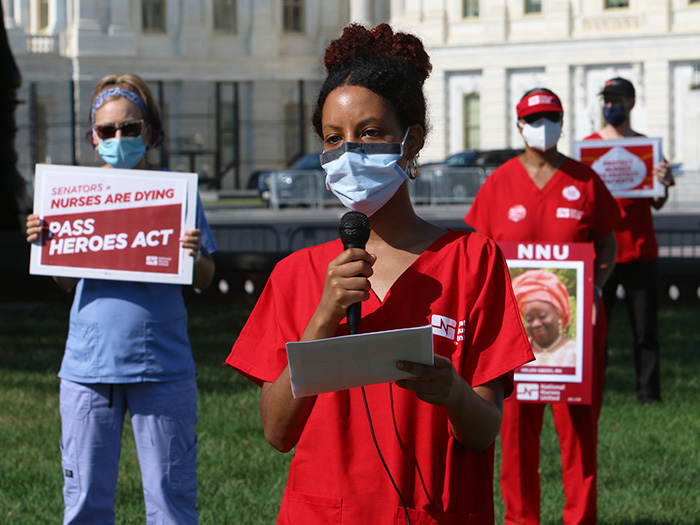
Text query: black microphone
338 211 371 335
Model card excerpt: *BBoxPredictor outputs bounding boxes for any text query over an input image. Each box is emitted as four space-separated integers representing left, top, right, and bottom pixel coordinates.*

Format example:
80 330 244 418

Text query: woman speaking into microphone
226 24 532 524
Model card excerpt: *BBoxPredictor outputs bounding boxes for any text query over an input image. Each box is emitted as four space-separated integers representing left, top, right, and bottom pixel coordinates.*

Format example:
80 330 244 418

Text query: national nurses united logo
431 314 466 344
562 185 581 201
508 204 527 223
517 383 540 401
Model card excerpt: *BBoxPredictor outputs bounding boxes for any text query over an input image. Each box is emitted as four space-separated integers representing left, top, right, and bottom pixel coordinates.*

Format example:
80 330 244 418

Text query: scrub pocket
59 380 94 510
63 320 99 378
60 437 80 509
282 492 343 524
169 434 197 500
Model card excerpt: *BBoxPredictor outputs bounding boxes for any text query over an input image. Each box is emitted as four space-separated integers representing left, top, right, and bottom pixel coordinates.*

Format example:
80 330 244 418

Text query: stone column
179 1 207 57
482 67 508 150
349 0 370 24
546 64 573 155
483 0 508 43
247 0 278 58
644 59 672 157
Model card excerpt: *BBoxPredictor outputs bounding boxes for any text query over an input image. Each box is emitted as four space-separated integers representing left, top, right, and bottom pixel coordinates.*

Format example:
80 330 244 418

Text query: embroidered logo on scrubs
556 207 584 220
432 314 457 340
562 185 581 201
508 204 527 223
516 383 540 401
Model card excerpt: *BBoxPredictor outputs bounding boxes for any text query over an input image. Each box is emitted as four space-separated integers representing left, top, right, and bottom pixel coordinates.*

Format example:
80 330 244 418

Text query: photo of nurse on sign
510 266 583 382
499 241 595 405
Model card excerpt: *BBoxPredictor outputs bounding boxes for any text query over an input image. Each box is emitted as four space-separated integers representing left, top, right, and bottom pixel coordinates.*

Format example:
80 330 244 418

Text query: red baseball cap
516 91 563 118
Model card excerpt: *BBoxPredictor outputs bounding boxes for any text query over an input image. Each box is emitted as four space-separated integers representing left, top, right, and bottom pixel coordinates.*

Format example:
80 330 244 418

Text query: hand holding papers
286 325 434 398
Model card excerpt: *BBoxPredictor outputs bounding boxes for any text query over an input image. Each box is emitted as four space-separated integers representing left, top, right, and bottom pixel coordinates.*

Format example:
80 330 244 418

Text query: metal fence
665 169 700 211
266 167 492 210
13 78 320 195
264 166 700 210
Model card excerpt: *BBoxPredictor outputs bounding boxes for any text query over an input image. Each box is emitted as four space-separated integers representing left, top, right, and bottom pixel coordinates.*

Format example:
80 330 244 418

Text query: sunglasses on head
93 120 144 140
521 112 562 125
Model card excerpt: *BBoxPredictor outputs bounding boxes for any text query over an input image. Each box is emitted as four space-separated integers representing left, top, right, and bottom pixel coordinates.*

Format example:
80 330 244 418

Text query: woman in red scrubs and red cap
466 88 620 524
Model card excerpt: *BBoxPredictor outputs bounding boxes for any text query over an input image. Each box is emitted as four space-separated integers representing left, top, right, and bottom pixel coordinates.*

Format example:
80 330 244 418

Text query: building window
143 0 167 33
284 101 309 161
462 0 479 18
37 0 49 32
605 0 629 8
691 64 700 90
220 102 236 166
283 0 304 32
524 0 542 14
463 94 481 150
213 0 237 33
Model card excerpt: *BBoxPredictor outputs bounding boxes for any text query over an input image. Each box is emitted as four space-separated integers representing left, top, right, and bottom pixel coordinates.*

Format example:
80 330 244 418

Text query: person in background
584 77 674 404
225 23 533 524
25 73 216 524
465 88 620 524
512 269 577 368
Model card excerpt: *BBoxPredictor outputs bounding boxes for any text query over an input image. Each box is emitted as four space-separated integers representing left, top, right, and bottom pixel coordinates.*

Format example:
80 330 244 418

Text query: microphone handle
344 240 364 336
347 303 361 335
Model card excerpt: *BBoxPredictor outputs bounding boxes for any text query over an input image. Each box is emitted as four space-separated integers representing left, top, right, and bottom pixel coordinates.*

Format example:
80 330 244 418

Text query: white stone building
4 0 700 192
382 0 700 170
3 0 354 188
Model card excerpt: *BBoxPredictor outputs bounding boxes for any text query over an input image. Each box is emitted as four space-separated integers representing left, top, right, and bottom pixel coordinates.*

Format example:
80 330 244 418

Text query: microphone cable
361 385 410 525
340 211 409 524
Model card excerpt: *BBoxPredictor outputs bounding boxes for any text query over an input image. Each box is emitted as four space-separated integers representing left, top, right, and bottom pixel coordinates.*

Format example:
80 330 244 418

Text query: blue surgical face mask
98 136 146 169
603 105 627 127
320 129 410 217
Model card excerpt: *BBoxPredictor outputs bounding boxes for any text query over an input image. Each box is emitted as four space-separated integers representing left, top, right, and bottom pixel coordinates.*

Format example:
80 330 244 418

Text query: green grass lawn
1 300 698 523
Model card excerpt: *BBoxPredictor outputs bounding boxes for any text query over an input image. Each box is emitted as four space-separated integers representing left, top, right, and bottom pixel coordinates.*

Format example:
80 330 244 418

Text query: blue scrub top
58 193 218 384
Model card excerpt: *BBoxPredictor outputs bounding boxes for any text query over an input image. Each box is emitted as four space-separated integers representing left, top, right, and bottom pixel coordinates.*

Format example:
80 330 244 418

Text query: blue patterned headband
91 86 149 125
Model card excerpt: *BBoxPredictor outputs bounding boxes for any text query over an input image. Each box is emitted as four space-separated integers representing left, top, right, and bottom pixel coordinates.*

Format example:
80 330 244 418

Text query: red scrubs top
465 156 619 244
585 132 660 263
226 231 533 524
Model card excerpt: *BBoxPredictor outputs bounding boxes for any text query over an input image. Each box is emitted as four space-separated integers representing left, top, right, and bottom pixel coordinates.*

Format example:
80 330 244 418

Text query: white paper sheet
286 325 434 398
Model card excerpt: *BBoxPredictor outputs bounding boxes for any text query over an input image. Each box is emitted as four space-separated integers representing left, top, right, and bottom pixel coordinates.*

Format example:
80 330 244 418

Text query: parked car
247 152 324 205
417 148 523 203
423 148 523 169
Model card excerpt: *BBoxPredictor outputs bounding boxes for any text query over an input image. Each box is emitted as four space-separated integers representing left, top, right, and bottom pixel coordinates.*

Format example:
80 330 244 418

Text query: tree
0 3 24 232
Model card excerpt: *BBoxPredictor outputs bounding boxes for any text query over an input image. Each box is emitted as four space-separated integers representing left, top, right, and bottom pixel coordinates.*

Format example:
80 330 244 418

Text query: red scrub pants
500 305 607 525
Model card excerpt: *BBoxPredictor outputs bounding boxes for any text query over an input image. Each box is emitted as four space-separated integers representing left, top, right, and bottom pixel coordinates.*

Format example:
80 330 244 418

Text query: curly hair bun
324 23 432 85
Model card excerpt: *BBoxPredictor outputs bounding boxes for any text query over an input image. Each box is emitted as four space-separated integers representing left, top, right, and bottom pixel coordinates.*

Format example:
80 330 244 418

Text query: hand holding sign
29 164 198 284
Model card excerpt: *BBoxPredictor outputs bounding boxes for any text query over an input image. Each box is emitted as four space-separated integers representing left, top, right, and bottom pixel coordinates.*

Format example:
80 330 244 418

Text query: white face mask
320 129 410 217
520 118 562 152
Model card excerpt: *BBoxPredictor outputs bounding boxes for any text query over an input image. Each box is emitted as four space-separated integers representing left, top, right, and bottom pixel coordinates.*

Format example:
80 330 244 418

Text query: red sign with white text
41 204 181 274
30 164 197 284
573 137 663 198
499 241 595 405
